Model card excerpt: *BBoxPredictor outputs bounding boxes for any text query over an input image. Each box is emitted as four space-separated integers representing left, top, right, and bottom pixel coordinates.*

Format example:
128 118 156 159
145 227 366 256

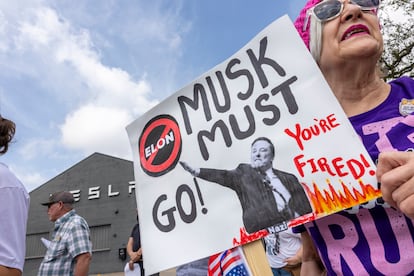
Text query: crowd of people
1 0 414 275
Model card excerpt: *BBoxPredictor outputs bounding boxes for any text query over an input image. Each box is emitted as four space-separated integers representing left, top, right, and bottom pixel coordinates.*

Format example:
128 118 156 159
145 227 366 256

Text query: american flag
208 247 252 276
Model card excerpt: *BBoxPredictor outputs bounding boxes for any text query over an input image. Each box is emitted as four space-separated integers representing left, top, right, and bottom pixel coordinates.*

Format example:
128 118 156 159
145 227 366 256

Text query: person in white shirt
0 115 30 276
264 226 302 276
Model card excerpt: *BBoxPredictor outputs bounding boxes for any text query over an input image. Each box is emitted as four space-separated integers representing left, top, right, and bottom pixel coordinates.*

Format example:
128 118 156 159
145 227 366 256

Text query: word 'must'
178 37 299 160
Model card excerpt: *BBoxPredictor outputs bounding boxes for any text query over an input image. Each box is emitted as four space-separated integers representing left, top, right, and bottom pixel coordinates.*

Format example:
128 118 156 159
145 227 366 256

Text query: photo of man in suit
180 136 312 233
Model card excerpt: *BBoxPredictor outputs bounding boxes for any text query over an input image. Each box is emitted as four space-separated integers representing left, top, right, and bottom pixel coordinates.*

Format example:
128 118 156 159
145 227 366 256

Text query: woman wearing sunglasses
294 0 414 275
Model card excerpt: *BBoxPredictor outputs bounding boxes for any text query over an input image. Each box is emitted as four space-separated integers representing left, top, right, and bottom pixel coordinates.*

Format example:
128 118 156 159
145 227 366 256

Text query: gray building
24 153 138 275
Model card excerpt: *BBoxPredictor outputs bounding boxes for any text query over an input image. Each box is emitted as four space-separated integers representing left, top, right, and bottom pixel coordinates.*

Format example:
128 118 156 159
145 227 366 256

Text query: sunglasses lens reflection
356 0 380 8
313 0 380 21
314 0 342 21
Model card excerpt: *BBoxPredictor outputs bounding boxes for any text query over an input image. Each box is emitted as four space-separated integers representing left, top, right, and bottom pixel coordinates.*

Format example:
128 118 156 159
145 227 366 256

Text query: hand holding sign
377 151 414 220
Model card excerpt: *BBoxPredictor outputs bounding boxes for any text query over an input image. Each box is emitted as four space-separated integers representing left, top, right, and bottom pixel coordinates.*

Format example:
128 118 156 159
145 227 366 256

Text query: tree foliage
379 0 414 81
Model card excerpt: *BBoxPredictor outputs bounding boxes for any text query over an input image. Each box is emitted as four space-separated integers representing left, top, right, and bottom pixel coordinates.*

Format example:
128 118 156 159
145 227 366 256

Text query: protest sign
126 15 379 274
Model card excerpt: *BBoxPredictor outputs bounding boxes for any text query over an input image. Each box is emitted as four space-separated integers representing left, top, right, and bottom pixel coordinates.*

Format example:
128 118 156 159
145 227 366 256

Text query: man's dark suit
198 163 312 233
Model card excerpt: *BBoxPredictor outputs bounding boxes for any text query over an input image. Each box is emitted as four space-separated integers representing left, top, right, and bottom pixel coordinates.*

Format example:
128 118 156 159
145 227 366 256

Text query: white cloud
17 8 58 48
60 105 134 159
0 0 190 190
9 165 47 192
22 172 47 192
18 138 58 160
14 6 160 159
0 11 10 52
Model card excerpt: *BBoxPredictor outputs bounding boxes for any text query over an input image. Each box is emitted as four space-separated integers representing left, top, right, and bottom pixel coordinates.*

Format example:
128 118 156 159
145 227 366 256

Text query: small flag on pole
208 246 252 276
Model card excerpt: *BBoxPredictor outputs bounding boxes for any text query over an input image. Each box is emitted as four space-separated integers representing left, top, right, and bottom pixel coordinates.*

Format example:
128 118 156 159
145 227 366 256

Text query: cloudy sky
0 0 307 191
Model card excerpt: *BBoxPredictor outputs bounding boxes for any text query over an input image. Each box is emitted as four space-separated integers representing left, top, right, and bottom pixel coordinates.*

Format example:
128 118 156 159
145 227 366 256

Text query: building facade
24 153 138 275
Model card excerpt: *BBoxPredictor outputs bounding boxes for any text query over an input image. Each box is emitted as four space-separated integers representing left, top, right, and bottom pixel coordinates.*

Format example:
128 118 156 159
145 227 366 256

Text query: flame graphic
233 227 268 246
231 180 380 245
303 179 381 217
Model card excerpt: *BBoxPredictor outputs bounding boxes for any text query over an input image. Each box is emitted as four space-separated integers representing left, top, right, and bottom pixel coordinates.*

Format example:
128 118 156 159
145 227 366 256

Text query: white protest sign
126 15 379 275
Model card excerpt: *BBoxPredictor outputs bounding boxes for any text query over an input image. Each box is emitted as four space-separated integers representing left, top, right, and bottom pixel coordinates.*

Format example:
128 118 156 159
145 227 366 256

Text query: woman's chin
340 38 381 58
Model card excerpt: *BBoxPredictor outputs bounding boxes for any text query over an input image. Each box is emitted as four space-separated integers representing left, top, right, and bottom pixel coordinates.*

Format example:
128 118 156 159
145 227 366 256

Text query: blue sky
0 0 307 191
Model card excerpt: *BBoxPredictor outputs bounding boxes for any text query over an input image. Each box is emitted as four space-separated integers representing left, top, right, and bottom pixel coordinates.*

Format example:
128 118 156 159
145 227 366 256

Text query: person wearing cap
38 191 92 276
293 0 414 275
0 116 30 276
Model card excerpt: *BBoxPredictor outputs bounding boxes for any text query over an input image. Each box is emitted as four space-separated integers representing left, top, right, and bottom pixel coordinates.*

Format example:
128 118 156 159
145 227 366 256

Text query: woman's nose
341 1 363 22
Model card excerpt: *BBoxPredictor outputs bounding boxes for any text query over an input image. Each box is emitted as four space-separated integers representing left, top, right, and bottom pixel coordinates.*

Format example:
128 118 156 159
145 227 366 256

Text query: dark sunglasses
304 0 381 31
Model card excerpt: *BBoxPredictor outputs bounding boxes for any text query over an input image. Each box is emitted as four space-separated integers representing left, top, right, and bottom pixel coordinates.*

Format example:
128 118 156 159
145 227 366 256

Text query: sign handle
242 239 273 275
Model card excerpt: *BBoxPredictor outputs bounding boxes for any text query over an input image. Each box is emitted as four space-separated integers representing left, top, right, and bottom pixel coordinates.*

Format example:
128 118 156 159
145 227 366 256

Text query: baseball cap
294 0 322 49
41 191 75 206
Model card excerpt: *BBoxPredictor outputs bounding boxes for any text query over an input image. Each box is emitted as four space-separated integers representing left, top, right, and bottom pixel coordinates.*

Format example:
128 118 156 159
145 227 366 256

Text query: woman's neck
322 65 390 117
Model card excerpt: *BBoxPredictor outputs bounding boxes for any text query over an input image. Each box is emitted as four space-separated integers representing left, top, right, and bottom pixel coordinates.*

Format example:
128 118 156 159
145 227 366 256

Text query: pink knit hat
294 0 322 49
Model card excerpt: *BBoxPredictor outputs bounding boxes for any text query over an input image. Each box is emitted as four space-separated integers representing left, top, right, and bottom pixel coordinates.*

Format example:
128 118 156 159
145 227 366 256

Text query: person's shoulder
238 163 252 169
389 76 414 89
0 162 27 191
273 168 296 177
390 76 414 83
69 212 89 227
236 163 255 172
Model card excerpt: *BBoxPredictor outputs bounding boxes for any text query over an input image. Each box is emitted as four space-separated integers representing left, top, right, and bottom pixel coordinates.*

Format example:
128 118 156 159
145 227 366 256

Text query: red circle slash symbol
139 115 182 177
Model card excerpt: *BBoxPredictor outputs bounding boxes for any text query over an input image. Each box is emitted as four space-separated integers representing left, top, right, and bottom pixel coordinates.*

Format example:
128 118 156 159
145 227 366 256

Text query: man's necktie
261 172 288 208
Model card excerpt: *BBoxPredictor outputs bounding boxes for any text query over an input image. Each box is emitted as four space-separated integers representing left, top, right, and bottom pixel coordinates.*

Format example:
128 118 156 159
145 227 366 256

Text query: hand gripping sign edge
139 114 182 177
